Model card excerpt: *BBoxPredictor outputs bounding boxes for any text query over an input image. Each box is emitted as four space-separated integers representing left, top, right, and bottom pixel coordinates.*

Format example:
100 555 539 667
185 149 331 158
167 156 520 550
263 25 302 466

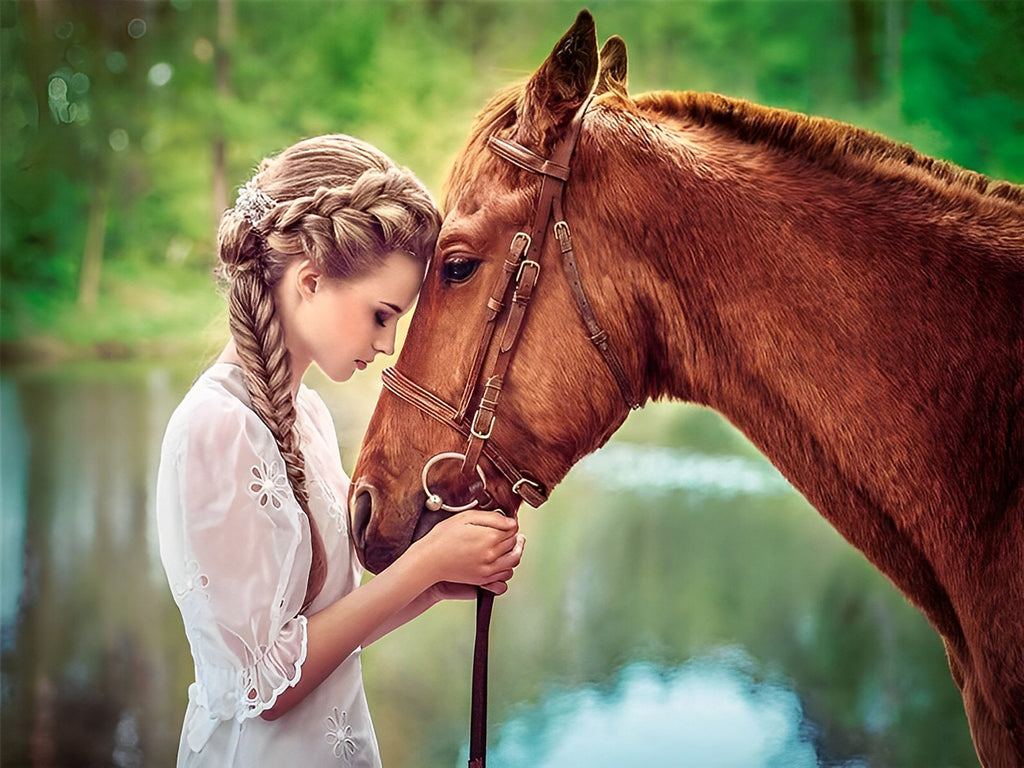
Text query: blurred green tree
1 0 1020 355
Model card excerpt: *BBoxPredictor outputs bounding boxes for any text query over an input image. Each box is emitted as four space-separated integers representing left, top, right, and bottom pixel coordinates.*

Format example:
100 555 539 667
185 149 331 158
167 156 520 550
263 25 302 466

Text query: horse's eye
441 257 480 284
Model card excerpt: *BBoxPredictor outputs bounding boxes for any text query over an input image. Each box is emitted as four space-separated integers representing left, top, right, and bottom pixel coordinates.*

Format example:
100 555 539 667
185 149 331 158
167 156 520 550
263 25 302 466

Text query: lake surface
0 361 977 767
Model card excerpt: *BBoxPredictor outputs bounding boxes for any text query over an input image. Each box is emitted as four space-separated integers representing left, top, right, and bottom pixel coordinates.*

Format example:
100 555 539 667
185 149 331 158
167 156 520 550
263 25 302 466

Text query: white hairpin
233 178 276 227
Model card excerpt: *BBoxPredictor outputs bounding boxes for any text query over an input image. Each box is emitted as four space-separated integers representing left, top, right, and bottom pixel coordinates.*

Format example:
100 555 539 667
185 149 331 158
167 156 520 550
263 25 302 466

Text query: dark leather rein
381 97 639 767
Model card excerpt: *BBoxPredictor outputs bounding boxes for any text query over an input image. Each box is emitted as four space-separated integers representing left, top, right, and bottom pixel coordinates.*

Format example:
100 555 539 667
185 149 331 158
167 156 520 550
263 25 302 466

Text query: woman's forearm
261 546 436 720
360 587 440 648
260 511 520 721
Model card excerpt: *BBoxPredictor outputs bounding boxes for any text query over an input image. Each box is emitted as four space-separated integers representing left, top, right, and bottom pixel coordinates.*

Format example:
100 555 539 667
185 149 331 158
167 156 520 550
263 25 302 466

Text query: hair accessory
233 178 277 228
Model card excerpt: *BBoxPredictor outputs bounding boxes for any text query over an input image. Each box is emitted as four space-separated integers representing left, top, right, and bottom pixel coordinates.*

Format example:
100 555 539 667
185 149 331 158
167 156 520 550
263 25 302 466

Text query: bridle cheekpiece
381 97 640 517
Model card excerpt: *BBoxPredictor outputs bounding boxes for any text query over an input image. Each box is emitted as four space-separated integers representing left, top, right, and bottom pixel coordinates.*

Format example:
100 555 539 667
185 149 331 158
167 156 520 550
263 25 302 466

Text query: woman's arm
360 567 522 648
261 510 522 720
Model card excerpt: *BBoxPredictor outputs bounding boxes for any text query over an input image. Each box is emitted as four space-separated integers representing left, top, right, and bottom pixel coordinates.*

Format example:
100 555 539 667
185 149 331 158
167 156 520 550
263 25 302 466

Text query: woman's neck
217 339 307 397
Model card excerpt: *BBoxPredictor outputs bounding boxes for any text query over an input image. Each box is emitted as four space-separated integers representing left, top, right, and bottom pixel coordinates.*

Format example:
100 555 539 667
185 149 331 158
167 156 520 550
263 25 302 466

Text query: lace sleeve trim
184 614 309 752
238 613 309 717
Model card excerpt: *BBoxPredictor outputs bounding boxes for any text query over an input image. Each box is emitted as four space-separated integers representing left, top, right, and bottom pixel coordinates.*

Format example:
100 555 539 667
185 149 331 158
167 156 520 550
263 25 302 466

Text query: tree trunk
849 0 881 103
212 0 235 229
77 181 109 313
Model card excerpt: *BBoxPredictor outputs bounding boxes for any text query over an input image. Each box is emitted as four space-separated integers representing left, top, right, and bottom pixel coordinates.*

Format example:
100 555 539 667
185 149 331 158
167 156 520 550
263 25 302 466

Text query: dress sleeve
159 394 311 726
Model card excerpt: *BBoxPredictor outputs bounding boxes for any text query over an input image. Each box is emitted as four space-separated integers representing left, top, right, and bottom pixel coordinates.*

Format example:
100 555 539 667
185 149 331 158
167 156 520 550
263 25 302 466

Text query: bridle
381 97 640 519
378 97 640 767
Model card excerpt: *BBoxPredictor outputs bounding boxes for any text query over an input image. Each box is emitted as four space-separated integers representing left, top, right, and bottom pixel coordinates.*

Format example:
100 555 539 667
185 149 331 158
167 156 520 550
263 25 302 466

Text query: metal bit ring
421 452 487 513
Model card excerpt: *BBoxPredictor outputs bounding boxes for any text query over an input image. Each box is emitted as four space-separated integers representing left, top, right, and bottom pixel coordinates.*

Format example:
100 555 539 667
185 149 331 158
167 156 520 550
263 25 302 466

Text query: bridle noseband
381 97 640 518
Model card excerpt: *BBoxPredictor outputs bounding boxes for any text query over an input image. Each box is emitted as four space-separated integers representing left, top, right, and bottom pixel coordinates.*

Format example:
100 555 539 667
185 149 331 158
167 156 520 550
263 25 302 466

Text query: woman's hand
410 510 525 594
430 533 526 600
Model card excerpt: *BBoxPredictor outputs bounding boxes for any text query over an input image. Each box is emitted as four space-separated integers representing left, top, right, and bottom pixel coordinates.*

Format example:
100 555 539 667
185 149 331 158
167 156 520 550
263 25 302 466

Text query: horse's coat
351 12 1023 766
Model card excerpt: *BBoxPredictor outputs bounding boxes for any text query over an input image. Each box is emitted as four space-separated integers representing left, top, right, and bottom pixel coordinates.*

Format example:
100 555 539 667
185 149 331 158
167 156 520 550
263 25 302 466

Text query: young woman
156 134 524 767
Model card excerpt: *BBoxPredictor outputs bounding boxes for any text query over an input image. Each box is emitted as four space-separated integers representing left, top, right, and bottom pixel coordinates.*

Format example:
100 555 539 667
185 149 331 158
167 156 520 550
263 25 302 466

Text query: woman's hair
216 134 441 611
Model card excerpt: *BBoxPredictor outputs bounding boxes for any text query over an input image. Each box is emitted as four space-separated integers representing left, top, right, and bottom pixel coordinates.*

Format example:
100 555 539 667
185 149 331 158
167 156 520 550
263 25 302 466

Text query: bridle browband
381 97 640 517
379 98 639 768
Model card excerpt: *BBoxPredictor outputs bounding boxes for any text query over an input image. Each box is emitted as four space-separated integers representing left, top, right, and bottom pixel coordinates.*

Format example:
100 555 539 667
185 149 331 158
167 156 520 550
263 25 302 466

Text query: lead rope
468 587 494 768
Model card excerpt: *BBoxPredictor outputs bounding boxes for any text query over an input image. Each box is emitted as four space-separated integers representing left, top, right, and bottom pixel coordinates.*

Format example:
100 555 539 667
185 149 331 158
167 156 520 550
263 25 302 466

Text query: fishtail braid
226 270 327 611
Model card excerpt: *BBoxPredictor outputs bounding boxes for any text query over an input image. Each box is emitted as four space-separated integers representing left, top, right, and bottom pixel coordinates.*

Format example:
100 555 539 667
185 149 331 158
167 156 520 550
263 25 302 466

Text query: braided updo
216 134 440 611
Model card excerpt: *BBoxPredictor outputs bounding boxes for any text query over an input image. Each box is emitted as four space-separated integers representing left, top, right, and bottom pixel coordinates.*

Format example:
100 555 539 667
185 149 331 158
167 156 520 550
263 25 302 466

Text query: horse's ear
594 35 629 97
516 9 599 149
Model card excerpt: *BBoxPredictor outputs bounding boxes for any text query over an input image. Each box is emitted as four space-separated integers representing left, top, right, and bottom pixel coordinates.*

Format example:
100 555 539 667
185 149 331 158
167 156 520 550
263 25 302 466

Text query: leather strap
381 367 548 507
552 196 640 409
468 588 494 768
456 234 530 421
488 137 571 181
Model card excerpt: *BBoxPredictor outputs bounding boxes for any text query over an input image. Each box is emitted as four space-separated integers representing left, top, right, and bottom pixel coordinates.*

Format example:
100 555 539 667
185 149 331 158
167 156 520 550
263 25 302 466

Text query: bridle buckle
516 258 540 284
511 477 543 497
470 410 495 440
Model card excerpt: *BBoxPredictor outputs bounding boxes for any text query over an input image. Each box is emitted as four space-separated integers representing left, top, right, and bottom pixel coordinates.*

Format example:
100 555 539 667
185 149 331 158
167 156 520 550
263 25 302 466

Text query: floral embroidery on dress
248 458 290 510
174 559 210 599
309 474 346 533
325 707 357 762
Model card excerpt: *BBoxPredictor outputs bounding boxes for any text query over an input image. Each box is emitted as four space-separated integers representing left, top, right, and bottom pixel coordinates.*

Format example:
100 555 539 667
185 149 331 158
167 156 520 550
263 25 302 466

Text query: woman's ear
294 259 322 301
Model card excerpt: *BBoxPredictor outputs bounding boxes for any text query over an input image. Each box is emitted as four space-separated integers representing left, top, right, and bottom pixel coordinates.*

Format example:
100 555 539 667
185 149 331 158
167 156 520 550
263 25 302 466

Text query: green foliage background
2 0 1023 362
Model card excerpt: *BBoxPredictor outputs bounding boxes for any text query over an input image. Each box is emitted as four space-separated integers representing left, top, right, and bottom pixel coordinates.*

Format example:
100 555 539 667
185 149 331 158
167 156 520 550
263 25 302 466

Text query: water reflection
1 379 28 652
0 363 977 767
576 441 794 497
481 653 831 768
1 364 194 766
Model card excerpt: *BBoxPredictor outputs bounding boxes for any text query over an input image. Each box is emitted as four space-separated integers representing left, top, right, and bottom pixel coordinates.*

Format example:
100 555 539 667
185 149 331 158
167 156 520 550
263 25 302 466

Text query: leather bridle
379 97 640 767
381 97 639 519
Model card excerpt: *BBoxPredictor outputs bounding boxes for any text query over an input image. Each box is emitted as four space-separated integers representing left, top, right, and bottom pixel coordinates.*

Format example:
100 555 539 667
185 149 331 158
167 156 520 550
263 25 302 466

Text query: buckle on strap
510 231 531 260
512 476 546 507
516 258 540 285
470 410 495 440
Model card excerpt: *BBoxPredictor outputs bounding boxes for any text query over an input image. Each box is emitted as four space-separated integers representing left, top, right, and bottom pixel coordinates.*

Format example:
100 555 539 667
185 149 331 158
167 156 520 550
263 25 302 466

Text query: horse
349 11 1024 766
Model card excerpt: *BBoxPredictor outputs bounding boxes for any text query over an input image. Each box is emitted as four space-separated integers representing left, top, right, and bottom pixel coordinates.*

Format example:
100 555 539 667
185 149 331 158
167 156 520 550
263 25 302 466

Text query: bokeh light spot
106 51 128 74
127 18 147 39
70 72 90 95
148 63 173 87
48 76 68 101
192 37 214 63
109 129 130 152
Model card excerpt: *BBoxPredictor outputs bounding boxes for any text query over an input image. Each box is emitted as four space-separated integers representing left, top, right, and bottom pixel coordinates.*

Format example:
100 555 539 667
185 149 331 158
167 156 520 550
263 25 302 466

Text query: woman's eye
441 257 480 284
375 312 388 327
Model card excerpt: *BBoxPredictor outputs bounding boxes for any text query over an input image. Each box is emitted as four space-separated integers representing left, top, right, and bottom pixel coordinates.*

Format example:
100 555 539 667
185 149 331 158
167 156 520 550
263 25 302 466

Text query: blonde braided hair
217 135 440 611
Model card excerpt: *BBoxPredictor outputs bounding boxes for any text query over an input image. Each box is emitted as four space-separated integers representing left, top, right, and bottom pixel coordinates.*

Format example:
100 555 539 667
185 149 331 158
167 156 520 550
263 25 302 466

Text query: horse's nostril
352 489 373 552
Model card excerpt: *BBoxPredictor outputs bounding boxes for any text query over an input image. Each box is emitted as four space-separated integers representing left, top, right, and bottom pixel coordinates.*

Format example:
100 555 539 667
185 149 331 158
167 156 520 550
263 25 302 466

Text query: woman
156 134 524 766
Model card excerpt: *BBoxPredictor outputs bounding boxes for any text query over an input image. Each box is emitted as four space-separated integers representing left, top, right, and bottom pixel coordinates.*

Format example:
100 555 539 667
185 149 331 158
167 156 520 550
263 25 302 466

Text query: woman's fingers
462 509 518 531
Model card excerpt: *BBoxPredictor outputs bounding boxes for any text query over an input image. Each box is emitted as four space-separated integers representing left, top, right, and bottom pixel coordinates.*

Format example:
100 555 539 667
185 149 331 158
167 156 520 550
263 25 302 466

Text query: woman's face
288 251 425 382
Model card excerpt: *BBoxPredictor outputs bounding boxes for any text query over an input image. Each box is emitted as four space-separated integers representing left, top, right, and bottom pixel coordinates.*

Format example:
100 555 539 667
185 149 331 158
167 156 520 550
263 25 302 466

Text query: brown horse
350 11 1023 766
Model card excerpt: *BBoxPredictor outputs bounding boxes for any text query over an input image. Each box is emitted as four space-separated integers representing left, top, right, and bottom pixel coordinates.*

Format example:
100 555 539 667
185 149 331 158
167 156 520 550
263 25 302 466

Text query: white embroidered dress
157 363 380 767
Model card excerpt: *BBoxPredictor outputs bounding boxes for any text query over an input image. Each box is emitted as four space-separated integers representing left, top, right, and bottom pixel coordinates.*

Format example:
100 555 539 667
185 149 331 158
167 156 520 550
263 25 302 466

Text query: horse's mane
445 84 1024 211
636 90 1024 208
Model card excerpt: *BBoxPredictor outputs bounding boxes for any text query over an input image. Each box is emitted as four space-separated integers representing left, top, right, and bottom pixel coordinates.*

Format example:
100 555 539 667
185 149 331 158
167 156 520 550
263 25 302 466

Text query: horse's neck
624 134 1022 630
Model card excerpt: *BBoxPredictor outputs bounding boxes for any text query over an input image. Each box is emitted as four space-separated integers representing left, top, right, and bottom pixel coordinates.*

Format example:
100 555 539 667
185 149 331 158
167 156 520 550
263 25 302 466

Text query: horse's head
351 11 645 572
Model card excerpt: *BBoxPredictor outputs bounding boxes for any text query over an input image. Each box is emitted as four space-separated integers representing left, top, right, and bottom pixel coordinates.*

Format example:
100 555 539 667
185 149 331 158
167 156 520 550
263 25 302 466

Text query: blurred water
479 653 829 768
0 362 977 767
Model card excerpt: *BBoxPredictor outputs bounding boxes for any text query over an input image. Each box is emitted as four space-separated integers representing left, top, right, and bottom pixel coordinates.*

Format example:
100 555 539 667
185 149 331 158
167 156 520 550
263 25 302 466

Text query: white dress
157 363 381 767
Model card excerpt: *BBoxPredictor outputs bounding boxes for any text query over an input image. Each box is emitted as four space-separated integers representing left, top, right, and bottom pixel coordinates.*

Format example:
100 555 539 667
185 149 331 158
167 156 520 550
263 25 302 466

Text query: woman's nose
375 326 397 356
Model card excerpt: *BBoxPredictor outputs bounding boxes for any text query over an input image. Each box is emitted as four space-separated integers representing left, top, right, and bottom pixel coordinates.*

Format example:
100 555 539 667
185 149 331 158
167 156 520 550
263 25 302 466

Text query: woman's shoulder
164 363 263 446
